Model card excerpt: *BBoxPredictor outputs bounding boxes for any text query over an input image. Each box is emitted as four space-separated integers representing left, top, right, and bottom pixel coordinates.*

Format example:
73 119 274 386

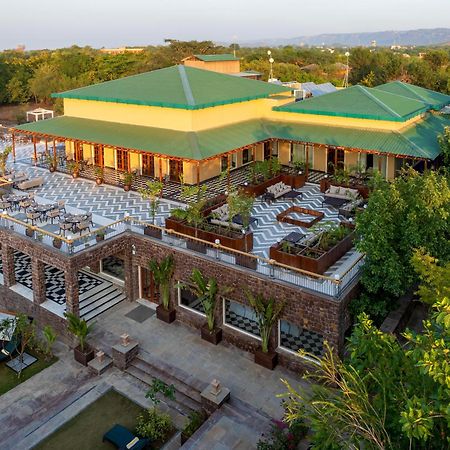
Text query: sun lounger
0 337 19 362
17 177 44 190
103 424 150 450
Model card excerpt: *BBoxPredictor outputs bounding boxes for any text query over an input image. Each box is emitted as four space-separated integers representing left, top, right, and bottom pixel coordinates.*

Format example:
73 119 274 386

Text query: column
31 258 46 304
123 249 138 302
65 268 80 316
2 245 16 287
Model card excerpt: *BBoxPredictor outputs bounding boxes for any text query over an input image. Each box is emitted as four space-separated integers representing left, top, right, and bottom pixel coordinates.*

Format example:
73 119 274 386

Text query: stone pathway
91 301 309 420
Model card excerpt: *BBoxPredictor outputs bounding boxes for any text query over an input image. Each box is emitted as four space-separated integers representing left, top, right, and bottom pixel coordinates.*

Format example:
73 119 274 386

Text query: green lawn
0 350 57 396
35 389 146 450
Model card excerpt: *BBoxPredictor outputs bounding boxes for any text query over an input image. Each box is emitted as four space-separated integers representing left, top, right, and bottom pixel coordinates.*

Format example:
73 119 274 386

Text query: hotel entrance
139 267 158 303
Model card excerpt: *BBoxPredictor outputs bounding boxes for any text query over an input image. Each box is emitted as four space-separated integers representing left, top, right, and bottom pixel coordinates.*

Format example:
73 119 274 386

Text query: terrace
0 143 363 326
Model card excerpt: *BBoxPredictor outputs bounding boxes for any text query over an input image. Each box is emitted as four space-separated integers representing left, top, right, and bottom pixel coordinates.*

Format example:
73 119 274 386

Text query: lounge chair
17 177 44 190
103 424 150 450
0 337 19 362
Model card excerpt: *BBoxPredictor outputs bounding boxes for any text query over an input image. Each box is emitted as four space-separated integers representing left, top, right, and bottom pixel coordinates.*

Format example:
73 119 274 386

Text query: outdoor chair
59 221 72 236
19 199 32 211
76 220 90 235
26 211 41 226
103 424 150 450
57 200 66 213
0 201 12 212
0 336 20 362
47 208 61 224
83 212 94 226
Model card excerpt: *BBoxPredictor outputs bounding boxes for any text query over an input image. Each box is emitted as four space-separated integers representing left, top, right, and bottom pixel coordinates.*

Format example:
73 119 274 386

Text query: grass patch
0 349 57 396
35 390 147 450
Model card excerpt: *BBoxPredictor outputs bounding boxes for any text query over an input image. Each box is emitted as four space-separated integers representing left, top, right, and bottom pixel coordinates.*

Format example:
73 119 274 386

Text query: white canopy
26 108 54 122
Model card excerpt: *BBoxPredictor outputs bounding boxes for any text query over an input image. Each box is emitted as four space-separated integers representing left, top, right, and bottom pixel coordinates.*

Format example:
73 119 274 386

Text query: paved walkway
91 301 309 420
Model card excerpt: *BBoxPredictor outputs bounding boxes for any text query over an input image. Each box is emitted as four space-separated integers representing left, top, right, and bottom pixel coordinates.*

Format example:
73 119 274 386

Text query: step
79 282 112 301
131 358 203 406
126 365 199 416
81 293 126 322
79 286 124 314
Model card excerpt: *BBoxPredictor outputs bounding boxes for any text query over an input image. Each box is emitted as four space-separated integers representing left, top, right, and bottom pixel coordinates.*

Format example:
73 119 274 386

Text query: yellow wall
278 141 290 165
104 147 115 168
344 151 358 169
313 145 327 172
387 156 396 180
129 152 140 172
183 59 241 74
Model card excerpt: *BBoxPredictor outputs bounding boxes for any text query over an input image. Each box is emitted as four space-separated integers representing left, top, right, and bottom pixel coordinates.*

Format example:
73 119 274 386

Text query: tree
139 180 163 224
13 314 36 379
281 253 450 449
438 126 450 168
0 146 12 176
356 169 450 299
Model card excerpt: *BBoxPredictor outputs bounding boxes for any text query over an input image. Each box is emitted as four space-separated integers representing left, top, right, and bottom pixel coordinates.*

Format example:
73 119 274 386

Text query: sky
1 0 450 50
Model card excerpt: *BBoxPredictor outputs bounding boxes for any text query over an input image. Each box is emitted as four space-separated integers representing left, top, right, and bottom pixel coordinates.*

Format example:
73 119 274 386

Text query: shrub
257 418 307 450
136 407 173 442
182 409 207 439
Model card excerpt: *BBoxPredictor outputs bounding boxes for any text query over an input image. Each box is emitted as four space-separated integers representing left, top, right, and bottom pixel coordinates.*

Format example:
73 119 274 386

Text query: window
224 299 260 338
177 282 205 315
242 148 250 165
279 319 324 358
142 154 155 177
271 141 279 158
290 143 313 167
116 148 129 171
231 153 237 169
74 142 83 162
94 144 103 166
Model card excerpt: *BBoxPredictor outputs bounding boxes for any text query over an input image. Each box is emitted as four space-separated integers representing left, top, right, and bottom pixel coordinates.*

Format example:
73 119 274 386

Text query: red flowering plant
257 418 307 450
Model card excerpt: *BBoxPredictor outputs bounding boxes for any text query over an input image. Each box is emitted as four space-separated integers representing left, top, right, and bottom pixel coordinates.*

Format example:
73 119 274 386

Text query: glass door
169 159 183 182
142 154 155 177
140 267 158 303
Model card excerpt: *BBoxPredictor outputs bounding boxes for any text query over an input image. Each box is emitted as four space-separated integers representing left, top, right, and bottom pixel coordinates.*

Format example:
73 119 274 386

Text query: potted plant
65 312 95 366
122 171 134 191
171 185 208 253
0 146 12 177
246 291 284 370
139 180 163 239
53 237 62 248
183 269 224 345
227 190 255 255
149 255 176 323
46 154 57 172
96 230 105 242
26 226 34 238
181 410 207 444
67 161 81 178
94 166 104 185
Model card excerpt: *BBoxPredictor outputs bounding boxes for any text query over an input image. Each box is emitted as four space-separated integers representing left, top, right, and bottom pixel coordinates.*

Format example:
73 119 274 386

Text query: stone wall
0 230 356 371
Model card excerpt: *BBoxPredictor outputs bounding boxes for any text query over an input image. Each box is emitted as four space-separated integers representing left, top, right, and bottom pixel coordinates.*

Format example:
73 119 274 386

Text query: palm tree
149 255 175 310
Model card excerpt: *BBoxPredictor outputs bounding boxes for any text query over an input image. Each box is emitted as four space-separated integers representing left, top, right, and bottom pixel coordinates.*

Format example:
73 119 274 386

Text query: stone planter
72 172 79 179
74 345 95 366
53 238 62 249
96 234 105 242
144 226 162 239
201 324 222 345
26 228 34 238
49 166 56 173
235 253 258 270
156 305 176 323
95 178 103 185
254 349 278 370
123 184 131 192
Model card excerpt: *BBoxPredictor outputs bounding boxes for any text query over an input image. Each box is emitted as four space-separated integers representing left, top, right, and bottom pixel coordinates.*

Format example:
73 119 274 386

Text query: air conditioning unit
293 89 305 101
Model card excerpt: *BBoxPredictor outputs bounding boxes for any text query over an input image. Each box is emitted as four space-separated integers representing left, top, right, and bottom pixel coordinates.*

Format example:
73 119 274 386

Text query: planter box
281 173 306 189
276 206 324 228
144 226 162 239
156 305 176 323
201 324 222 345
74 345 95 366
254 349 278 370
165 217 253 252
269 230 355 274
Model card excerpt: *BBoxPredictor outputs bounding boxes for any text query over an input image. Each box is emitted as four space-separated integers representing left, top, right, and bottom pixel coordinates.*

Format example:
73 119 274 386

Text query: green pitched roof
374 81 450 111
193 54 239 62
51 65 289 110
274 85 429 121
14 113 448 161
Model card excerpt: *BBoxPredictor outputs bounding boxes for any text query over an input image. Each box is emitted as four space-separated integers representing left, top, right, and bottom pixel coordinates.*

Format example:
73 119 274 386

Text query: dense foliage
352 169 450 321
0 41 449 118
281 250 450 449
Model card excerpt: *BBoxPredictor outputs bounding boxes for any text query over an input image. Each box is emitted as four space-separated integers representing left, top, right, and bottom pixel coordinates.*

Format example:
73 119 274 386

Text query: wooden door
142 154 155 177
94 145 103 166
116 149 129 171
74 142 84 162
169 159 183 182
140 267 158 303
263 141 271 160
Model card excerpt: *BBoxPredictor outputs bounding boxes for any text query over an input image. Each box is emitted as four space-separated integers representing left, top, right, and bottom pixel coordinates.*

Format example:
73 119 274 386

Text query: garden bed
165 217 253 252
320 178 370 198
35 389 175 450
276 206 324 228
0 349 57 396
269 229 355 274
241 173 305 197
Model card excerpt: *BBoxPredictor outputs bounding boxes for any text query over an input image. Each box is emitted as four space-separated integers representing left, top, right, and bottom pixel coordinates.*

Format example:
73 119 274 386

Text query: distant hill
236 28 450 48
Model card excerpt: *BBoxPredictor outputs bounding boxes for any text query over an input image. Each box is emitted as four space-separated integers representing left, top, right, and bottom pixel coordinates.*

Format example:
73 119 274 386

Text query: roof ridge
394 81 430 103
177 65 196 107
359 86 402 118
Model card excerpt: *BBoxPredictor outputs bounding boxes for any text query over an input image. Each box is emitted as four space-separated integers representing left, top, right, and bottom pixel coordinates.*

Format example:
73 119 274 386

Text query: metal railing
0 213 363 298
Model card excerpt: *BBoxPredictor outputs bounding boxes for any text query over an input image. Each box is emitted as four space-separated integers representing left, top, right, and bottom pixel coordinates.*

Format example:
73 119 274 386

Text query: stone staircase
79 283 126 322
125 350 205 416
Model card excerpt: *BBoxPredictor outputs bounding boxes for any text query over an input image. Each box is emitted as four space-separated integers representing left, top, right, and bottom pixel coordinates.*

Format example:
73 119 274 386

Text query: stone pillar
112 340 139 370
89 260 101 274
65 268 79 316
2 245 16 287
31 258 46 304
123 249 138 302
